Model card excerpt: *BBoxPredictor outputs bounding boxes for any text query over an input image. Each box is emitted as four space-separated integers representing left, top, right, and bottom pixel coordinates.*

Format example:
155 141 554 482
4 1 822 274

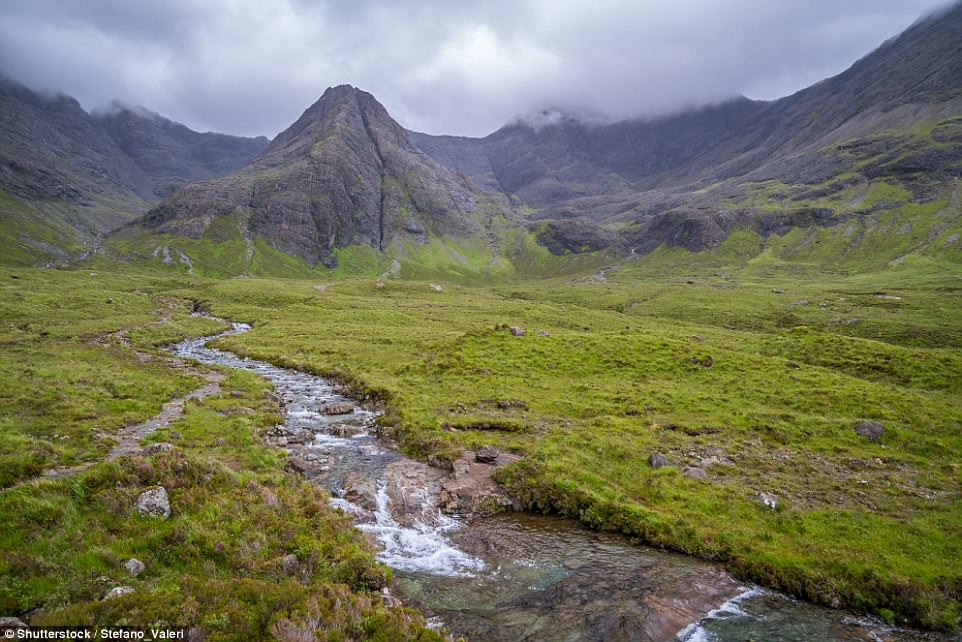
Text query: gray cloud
0 0 952 138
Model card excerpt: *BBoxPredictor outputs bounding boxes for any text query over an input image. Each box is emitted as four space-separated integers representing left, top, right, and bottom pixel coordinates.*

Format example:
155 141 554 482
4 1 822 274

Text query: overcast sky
0 0 953 138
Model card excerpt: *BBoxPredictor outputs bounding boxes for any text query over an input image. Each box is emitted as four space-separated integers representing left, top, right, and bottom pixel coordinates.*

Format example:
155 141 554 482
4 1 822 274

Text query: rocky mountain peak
263 84 410 162
142 85 507 268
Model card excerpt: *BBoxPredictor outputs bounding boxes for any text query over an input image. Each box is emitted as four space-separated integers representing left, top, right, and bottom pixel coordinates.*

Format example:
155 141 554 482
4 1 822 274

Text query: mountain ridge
140 85 511 268
410 2 962 256
0 75 269 264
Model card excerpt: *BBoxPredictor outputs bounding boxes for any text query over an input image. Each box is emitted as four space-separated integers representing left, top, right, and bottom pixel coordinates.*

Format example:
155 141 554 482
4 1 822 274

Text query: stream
171 322 956 642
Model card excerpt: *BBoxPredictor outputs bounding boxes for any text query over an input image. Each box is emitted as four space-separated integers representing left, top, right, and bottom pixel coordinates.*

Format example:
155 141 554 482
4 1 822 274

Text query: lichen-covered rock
321 402 354 416
142 441 174 455
104 586 135 600
0 617 27 630
757 492 779 511
475 446 499 463
330 423 364 437
279 554 299 575
136 486 170 518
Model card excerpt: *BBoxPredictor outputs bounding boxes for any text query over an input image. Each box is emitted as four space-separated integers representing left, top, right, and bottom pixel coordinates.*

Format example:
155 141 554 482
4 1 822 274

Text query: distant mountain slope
0 77 268 265
410 3 962 257
93 104 268 197
140 85 510 268
0 77 153 215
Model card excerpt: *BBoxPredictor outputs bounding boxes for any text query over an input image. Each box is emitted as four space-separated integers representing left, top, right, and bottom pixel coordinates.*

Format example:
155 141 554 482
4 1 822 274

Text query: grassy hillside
0 268 441 640
187 259 961 631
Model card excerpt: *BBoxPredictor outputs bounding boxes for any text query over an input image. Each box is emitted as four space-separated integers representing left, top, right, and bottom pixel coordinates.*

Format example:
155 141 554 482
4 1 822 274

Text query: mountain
0 77 267 264
4 4 961 274
139 85 510 268
411 2 962 256
92 104 268 198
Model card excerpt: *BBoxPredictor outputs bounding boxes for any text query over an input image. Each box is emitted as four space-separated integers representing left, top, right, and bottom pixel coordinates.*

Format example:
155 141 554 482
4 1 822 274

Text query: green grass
190 262 961 631
1 151 960 632
0 267 441 640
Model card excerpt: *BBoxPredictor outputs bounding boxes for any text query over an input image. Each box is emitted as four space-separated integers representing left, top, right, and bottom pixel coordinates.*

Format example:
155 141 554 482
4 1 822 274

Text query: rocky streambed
172 322 955 642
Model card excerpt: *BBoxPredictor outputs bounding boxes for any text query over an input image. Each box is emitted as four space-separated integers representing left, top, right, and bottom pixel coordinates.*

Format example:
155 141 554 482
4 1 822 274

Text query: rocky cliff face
0 76 270 259
0 77 153 216
411 3 962 255
93 105 268 198
143 85 508 267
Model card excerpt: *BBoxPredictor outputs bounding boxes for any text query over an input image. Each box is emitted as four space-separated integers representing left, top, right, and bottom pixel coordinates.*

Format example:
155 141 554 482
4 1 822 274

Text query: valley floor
1 255 960 634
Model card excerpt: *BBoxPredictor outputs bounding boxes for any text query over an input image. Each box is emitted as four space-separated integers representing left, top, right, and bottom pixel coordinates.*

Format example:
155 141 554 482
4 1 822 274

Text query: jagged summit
142 85 507 267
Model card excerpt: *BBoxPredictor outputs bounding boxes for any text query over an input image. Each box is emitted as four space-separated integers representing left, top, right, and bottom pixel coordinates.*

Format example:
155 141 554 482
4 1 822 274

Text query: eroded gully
172 321 955 642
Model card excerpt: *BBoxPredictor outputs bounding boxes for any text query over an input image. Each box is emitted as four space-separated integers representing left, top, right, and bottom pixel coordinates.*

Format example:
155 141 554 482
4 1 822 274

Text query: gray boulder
475 446 499 464
104 586 135 600
0 617 27 630
124 558 146 576
508 326 525 337
330 423 364 437
142 442 174 455
136 486 171 518
321 402 354 416
648 452 670 468
682 466 708 480
279 553 299 575
854 420 884 443
757 492 779 511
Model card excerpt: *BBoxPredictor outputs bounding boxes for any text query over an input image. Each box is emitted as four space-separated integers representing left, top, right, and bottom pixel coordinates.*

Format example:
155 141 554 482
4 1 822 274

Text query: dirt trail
40 369 223 481
9 305 225 487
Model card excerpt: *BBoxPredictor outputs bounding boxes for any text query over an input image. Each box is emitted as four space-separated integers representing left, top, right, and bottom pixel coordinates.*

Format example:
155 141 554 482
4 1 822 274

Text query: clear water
172 324 960 642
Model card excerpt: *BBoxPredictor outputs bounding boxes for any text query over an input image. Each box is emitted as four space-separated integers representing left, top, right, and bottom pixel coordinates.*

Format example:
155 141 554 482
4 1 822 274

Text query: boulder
475 446 499 463
330 423 364 437
854 420 884 443
508 326 525 337
321 402 354 416
286 429 315 444
142 442 174 455
648 452 670 468
124 558 145 576
342 473 377 512
439 451 521 516
0 617 27 630
104 586 135 600
136 486 170 518
682 466 708 480
757 492 779 511
285 455 308 473
279 553 299 575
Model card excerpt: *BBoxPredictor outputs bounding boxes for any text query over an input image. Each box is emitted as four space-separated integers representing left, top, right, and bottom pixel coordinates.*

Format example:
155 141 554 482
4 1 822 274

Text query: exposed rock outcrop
142 85 509 267
439 450 521 515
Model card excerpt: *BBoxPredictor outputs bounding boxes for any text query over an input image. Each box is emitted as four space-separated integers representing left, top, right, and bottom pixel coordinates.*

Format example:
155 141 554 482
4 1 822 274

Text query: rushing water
172 323 959 642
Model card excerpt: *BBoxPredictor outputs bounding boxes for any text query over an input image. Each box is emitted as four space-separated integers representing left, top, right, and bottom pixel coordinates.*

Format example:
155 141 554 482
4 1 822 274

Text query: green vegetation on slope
0 267 441 641
188 260 961 631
